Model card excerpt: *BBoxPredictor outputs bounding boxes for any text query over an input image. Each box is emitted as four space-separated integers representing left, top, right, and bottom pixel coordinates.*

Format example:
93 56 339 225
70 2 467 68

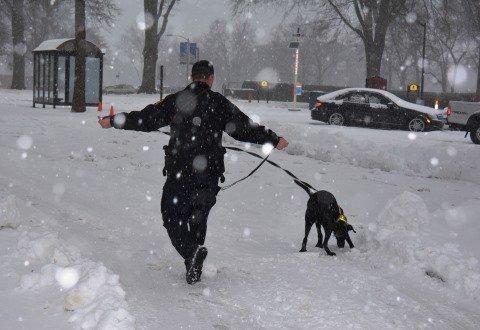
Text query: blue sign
180 42 198 64
295 85 303 96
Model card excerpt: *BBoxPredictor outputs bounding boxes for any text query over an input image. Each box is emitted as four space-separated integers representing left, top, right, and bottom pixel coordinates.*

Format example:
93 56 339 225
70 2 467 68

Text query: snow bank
283 126 480 184
17 232 135 329
0 195 21 229
364 192 480 298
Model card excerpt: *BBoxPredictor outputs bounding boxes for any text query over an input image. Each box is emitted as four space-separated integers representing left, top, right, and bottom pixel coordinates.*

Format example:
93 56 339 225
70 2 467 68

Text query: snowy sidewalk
0 90 479 328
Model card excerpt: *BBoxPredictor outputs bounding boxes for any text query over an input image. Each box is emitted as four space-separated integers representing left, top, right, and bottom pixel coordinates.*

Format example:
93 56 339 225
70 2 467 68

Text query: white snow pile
17 231 135 329
0 195 21 230
282 126 480 184
363 192 480 298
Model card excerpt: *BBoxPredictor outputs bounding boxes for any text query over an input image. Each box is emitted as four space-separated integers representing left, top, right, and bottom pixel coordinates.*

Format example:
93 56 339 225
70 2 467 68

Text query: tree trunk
11 0 26 90
364 42 383 79
72 0 86 113
138 0 159 94
476 45 480 97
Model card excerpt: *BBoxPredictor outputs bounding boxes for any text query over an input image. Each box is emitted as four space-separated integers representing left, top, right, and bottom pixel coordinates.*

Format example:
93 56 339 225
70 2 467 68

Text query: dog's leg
345 233 354 249
323 229 336 256
315 221 323 248
299 220 314 252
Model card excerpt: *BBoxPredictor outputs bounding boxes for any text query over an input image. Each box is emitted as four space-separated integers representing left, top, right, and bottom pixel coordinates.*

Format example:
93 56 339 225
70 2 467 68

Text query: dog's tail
294 179 315 196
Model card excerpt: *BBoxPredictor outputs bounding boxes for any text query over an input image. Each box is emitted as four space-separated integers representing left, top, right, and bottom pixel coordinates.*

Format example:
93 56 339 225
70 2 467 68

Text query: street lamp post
166 34 192 85
288 28 301 111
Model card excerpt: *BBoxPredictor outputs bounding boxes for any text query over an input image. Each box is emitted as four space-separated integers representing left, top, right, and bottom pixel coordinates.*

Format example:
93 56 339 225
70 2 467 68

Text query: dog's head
333 206 356 248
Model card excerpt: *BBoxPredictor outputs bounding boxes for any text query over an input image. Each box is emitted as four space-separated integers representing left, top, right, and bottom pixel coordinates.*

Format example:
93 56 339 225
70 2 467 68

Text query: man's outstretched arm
98 96 176 132
223 99 288 150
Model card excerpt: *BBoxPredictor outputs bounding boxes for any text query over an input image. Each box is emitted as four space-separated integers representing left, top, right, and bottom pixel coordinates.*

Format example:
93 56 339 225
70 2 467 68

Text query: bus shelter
32 38 103 108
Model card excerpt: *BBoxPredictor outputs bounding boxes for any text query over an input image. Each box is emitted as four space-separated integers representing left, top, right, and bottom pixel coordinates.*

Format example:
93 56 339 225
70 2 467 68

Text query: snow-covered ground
1 89 479 329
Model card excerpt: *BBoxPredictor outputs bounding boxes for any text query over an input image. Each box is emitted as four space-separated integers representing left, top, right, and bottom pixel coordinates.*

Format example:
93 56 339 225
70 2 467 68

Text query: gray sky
104 0 281 44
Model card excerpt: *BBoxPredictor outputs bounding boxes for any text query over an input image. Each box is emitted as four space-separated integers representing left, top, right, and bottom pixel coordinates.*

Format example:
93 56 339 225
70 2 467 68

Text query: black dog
298 189 355 256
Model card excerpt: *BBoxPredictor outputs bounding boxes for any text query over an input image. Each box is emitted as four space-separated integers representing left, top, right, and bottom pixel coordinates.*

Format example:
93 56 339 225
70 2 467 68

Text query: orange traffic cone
109 105 116 117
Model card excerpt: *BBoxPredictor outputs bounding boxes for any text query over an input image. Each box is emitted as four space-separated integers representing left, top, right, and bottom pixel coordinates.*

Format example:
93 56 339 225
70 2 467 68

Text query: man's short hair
191 60 214 80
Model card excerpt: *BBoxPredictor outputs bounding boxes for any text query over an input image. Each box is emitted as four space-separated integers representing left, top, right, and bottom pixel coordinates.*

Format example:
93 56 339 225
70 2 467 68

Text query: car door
342 92 370 126
366 92 392 127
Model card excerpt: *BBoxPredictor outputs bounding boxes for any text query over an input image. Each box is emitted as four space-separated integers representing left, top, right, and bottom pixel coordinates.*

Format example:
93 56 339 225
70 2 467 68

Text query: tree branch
157 0 177 39
327 0 364 39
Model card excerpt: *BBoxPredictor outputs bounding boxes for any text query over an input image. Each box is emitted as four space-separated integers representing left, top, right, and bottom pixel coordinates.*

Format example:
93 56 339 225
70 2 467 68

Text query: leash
157 130 318 194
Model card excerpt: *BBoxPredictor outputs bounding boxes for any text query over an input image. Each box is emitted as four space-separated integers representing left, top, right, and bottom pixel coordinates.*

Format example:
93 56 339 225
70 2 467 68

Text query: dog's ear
347 224 356 233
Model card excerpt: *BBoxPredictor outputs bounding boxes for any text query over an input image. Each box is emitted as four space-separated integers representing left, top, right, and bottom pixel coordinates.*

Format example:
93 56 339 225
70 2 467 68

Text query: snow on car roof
317 87 439 117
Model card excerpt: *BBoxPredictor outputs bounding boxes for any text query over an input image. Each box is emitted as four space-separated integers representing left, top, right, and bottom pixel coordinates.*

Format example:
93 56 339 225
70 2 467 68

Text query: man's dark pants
161 174 220 260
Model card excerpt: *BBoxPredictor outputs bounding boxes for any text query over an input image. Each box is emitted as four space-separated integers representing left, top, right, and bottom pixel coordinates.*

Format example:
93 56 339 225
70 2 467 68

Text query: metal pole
186 38 190 85
160 65 164 101
420 22 426 100
33 53 36 107
291 48 299 111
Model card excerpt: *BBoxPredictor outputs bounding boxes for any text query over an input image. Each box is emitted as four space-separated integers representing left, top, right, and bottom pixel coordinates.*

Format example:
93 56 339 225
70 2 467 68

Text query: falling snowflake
202 287 211 297
405 12 417 24
136 12 154 31
193 155 207 171
55 267 79 289
16 135 33 150
262 143 273 155
446 146 457 157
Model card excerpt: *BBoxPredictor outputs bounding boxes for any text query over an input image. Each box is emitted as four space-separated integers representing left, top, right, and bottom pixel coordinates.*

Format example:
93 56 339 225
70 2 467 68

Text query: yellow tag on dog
338 214 347 223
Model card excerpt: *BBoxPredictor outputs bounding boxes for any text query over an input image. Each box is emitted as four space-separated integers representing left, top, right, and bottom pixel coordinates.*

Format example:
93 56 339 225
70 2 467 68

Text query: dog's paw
326 251 336 256
299 248 307 252
315 243 323 248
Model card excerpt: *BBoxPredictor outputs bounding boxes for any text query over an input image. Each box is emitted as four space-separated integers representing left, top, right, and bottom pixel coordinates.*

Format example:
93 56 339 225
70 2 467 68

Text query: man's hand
276 137 289 150
98 117 112 129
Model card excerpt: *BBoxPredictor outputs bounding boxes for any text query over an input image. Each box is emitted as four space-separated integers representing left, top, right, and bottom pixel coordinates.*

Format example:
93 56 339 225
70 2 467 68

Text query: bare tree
117 24 145 83
232 0 406 81
326 0 407 79
138 0 178 94
200 20 232 89
72 0 86 113
461 0 480 95
1 0 26 89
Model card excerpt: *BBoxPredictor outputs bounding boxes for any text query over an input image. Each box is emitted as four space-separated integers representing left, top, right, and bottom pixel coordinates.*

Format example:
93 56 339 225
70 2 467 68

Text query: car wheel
408 117 425 132
470 125 480 144
329 113 345 126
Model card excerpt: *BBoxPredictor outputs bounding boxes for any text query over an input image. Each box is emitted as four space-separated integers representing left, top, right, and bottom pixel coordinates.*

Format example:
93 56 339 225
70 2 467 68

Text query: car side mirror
387 102 396 109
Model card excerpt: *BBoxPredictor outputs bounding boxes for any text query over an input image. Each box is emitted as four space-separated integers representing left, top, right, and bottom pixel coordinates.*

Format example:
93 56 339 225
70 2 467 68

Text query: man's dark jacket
112 82 279 179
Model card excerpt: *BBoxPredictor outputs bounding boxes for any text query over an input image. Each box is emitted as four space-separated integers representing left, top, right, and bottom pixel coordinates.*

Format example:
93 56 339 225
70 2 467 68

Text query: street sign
407 83 419 93
180 42 198 64
260 80 269 88
289 28 301 49
295 84 303 96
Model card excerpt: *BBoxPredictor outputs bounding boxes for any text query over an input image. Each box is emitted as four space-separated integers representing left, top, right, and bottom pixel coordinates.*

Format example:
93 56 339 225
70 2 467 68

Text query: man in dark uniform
99 60 288 284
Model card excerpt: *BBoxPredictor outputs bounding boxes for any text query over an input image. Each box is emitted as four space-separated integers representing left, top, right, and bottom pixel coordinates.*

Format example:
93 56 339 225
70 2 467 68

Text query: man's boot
186 246 208 285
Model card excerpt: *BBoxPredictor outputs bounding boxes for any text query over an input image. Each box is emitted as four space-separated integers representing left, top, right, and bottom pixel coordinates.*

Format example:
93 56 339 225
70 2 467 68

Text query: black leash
157 130 318 194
